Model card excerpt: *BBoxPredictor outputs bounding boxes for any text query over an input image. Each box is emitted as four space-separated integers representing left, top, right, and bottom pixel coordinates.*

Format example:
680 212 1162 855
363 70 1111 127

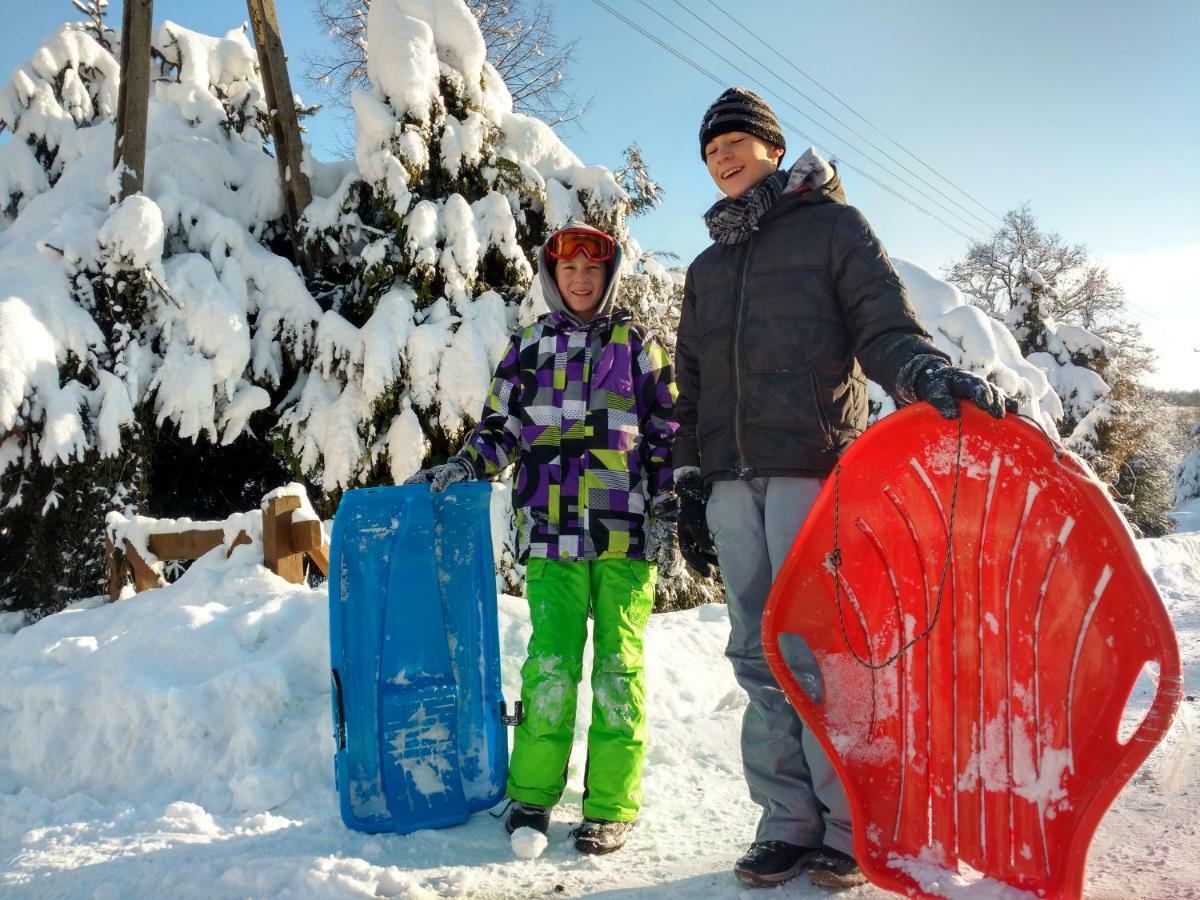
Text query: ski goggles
545 227 616 263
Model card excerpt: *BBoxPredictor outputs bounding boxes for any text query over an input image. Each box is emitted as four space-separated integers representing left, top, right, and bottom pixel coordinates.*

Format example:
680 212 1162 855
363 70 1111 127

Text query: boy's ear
771 144 785 165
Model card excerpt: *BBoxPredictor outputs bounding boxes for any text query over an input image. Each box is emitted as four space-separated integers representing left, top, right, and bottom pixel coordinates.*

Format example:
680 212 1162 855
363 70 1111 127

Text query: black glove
915 360 1011 420
675 469 718 577
403 455 475 493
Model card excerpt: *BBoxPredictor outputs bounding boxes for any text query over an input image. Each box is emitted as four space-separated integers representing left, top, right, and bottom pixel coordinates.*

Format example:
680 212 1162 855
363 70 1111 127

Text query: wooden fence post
245 0 318 273
123 539 166 592
106 536 125 602
263 494 305 583
113 0 154 200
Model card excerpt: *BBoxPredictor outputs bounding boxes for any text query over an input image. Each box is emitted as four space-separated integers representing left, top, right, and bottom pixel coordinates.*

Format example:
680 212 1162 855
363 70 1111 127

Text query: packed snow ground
0 526 1196 899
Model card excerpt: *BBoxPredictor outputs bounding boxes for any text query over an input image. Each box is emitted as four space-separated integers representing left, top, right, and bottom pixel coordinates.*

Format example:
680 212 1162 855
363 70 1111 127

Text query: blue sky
4 1 1196 388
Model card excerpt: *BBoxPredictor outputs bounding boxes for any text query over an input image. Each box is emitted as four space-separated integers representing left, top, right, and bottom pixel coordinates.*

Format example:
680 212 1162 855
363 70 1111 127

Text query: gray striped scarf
703 169 787 245
703 149 836 245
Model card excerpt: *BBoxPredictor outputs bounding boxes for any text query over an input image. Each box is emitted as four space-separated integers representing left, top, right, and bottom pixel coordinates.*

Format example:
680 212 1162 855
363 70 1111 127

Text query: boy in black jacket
675 87 1010 889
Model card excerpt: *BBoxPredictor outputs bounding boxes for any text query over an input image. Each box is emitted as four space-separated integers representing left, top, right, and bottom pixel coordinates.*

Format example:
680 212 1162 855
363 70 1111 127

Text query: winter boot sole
733 850 818 887
808 867 868 888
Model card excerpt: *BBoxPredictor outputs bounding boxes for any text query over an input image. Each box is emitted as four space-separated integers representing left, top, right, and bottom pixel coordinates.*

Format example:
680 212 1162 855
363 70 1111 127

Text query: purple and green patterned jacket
458 237 677 563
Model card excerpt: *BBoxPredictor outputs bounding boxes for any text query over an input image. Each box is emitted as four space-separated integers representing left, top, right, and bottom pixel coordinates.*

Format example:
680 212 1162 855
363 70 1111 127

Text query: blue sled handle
331 669 347 750
499 700 523 727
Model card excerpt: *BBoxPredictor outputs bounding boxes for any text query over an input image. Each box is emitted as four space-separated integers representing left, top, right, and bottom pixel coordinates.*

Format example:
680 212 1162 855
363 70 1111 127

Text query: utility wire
594 3 1160 331
704 0 1006 225
590 0 984 243
671 0 999 234
635 0 992 240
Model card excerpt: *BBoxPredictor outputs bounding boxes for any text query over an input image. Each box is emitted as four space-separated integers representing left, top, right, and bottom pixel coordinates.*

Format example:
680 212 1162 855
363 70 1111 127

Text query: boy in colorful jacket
407 224 678 855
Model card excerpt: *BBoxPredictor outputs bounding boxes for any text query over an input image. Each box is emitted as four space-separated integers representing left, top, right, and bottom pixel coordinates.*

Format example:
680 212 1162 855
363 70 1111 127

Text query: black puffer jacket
675 170 946 481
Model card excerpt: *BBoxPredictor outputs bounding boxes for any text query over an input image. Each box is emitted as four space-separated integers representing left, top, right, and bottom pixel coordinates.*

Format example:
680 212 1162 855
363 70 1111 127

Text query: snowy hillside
1 523 1196 898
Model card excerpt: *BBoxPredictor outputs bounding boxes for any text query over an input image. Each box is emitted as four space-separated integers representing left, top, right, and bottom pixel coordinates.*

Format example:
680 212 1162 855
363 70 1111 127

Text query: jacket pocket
808 368 836 450
525 556 547 582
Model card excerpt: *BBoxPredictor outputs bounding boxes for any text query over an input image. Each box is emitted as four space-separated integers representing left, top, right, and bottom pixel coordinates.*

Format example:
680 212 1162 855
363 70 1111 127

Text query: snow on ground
0 528 1197 899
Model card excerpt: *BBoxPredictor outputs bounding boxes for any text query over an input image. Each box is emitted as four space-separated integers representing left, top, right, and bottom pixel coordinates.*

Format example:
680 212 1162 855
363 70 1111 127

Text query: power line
591 0 984 243
704 0 1006 225
668 0 999 236
635 0 992 240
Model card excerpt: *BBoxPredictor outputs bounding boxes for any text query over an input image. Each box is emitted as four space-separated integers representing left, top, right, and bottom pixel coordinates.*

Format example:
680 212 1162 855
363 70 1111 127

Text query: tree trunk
246 0 318 274
113 0 154 200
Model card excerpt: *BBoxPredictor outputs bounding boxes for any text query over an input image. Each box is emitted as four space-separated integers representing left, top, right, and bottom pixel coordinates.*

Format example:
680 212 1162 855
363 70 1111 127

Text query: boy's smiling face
704 131 784 198
554 255 607 321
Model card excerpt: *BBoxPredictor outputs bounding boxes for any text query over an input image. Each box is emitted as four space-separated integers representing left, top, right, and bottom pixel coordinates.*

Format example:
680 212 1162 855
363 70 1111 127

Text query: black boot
733 840 819 886
504 801 550 835
572 818 635 854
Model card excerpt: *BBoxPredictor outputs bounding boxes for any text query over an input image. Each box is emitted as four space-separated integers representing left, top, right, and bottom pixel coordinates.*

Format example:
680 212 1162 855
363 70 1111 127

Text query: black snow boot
733 840 819 886
572 818 635 854
504 801 550 835
806 846 867 888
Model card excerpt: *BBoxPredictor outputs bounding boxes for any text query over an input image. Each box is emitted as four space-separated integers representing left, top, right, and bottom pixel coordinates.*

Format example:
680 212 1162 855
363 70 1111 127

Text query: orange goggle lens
546 229 616 262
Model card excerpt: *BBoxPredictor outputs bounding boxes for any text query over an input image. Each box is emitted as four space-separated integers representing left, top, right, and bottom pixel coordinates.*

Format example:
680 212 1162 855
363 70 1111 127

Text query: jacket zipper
733 238 754 479
579 327 593 556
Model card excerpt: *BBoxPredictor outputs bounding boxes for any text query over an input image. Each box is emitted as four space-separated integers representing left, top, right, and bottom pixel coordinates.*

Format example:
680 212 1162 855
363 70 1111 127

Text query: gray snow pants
707 476 853 854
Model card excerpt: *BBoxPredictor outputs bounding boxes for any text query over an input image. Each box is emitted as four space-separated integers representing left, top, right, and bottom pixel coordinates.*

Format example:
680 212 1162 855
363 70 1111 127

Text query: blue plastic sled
328 482 509 834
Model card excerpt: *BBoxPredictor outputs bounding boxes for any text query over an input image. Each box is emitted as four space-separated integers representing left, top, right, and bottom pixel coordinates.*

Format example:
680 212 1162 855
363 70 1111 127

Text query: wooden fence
105 493 329 602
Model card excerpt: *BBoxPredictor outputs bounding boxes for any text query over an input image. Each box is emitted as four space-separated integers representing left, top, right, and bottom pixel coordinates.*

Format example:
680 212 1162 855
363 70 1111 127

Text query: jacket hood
537 222 624 327
781 147 846 206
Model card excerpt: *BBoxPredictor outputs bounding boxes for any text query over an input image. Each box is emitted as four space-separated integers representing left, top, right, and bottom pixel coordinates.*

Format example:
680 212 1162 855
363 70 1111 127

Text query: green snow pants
506 556 656 822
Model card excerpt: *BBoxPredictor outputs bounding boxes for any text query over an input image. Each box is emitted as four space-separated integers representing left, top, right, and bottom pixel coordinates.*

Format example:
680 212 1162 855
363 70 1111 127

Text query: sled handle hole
778 632 825 705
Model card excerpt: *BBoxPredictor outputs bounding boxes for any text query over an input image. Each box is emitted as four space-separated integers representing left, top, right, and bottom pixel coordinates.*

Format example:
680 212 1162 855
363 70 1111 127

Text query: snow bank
0 547 328 812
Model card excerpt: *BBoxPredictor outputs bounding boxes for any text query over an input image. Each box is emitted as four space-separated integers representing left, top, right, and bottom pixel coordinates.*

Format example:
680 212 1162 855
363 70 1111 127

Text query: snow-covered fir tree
0 14 321 612
1111 385 1178 536
1006 268 1175 534
1008 267 1113 440
282 0 633 492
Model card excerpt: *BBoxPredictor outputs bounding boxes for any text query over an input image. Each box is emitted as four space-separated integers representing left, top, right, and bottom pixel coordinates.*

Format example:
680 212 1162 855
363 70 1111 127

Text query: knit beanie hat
698 87 786 161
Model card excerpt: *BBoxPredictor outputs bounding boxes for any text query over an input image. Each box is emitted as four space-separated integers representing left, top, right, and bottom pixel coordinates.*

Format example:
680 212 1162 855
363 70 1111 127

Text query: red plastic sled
763 403 1181 899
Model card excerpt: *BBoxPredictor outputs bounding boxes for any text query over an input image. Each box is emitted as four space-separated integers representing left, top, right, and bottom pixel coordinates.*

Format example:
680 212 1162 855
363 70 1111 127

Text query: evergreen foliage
0 11 320 613
0 14 136 613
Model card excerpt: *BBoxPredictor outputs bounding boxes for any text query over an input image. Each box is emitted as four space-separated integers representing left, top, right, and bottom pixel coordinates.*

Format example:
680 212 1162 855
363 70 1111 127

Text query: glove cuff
895 353 948 405
675 467 706 504
448 454 478 481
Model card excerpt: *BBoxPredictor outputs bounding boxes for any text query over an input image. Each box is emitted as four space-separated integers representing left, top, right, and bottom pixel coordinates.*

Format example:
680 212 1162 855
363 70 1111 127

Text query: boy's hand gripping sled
763 404 1181 898
329 483 508 834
